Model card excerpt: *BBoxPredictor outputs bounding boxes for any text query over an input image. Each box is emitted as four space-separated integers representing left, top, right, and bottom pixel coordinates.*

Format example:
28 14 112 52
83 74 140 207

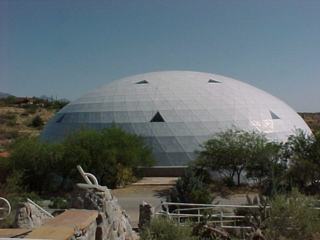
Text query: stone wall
71 183 138 240
14 202 52 229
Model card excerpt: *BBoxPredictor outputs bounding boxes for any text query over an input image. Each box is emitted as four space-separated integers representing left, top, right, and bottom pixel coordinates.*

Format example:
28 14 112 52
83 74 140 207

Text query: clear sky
0 0 319 112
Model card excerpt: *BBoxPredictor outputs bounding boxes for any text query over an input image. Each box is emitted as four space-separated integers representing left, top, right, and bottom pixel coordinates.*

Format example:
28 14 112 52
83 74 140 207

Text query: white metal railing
0 197 11 220
157 201 320 230
77 165 99 186
27 198 54 219
157 201 269 230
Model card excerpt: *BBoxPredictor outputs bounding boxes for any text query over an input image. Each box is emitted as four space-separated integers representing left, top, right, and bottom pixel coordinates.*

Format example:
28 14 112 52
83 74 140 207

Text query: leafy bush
49 197 68 209
265 190 320 240
168 168 213 204
8 127 155 193
62 127 154 188
140 217 197 240
9 138 64 193
30 115 44 128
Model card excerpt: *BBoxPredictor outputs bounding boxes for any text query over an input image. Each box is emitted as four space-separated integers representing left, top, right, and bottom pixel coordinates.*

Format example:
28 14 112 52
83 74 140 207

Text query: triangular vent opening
150 111 165 122
208 79 221 83
270 111 280 119
136 80 149 84
56 114 65 123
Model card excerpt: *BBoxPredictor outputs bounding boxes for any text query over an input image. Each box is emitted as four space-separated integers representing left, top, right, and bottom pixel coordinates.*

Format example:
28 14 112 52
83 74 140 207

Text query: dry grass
0 106 55 148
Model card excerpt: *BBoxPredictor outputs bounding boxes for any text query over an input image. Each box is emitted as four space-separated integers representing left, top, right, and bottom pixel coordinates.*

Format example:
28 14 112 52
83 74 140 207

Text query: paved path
113 185 170 228
113 178 259 228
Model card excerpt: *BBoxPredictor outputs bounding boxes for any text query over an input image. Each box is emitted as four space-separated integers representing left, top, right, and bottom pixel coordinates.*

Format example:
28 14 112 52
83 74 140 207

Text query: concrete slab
0 229 31 238
26 209 98 240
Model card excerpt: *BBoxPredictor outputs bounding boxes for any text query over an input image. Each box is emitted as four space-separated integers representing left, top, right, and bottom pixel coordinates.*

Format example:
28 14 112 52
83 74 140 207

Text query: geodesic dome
41 71 311 166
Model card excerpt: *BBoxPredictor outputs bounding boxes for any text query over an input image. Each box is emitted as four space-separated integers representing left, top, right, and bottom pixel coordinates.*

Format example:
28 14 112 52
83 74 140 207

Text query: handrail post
220 209 223 227
0 197 11 220
77 165 99 186
27 198 54 218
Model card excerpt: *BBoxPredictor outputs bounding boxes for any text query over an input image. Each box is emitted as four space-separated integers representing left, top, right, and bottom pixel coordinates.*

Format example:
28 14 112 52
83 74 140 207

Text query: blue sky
0 0 319 112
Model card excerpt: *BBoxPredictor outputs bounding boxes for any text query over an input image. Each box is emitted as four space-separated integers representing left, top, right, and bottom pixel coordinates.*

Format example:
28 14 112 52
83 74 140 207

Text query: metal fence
157 201 320 231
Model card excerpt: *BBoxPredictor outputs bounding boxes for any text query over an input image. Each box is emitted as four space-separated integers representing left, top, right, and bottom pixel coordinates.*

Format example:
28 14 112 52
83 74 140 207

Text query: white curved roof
42 71 311 166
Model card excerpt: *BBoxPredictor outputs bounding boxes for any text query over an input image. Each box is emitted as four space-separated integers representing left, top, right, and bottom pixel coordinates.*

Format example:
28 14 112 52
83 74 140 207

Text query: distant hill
299 112 320 133
0 92 13 98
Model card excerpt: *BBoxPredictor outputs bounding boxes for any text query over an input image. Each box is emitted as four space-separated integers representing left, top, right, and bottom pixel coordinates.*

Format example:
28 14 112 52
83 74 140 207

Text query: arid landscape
0 95 67 151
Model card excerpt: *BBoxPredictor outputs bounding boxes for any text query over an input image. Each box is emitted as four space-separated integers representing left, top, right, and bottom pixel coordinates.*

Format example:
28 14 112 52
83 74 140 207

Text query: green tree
198 129 275 185
284 129 320 193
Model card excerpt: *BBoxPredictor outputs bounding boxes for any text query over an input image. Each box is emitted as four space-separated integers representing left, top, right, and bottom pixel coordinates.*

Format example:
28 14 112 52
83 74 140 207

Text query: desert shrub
9 138 64 193
234 194 269 233
265 190 320 240
140 217 197 240
8 127 154 193
62 127 154 188
116 167 137 187
0 112 17 126
49 197 68 209
30 115 44 128
0 129 19 140
167 168 213 204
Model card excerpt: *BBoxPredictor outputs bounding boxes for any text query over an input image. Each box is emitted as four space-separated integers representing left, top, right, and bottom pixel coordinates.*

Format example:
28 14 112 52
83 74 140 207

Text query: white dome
41 71 311 166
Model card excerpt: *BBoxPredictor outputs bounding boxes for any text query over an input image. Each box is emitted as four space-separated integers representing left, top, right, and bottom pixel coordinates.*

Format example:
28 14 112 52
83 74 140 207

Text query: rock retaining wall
71 183 138 240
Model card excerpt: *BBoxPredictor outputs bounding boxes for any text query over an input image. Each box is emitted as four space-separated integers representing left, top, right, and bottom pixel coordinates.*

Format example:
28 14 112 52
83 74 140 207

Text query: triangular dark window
136 80 148 84
56 114 65 123
150 111 165 122
208 79 221 83
270 111 280 119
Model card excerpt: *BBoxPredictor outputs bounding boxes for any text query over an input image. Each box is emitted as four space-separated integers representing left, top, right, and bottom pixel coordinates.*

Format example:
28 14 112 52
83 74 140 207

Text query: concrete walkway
113 177 258 228
113 185 171 228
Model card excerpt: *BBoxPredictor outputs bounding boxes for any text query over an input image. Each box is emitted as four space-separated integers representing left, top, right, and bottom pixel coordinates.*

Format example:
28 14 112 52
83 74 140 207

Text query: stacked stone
14 202 52 229
72 183 138 240
138 201 154 229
